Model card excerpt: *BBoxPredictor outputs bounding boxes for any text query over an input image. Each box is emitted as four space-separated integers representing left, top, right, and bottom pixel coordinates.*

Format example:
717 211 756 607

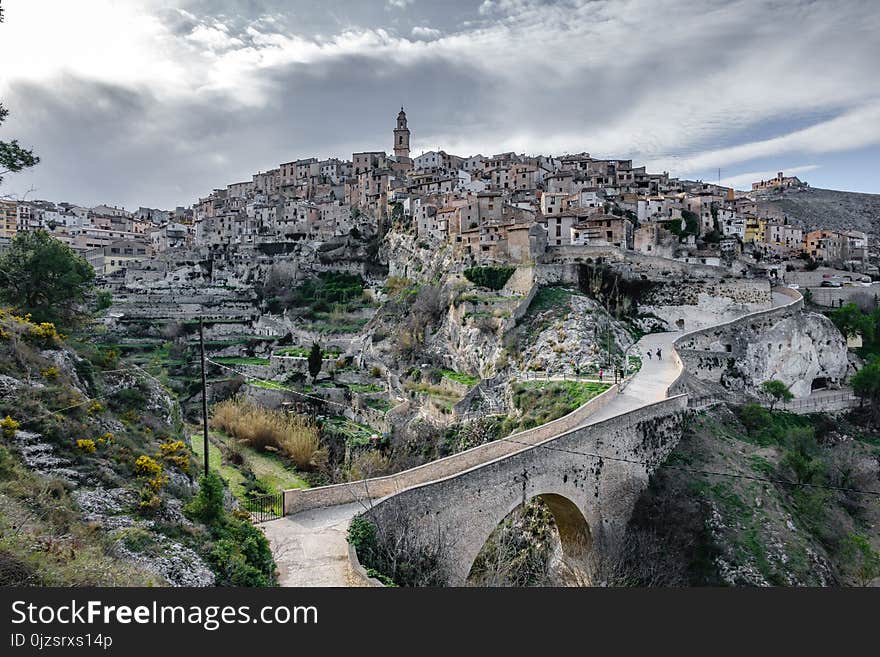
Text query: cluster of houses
0 198 191 275
0 109 873 277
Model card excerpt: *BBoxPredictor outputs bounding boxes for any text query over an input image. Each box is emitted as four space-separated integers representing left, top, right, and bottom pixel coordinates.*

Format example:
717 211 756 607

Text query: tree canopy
308 342 323 381
0 230 95 324
760 379 793 410
851 358 880 424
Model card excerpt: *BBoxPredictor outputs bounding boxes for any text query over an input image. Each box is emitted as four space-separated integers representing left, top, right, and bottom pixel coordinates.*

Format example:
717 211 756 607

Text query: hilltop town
1 108 876 280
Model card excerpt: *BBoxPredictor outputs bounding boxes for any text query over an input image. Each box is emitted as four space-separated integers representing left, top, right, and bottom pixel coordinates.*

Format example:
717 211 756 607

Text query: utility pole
199 316 209 476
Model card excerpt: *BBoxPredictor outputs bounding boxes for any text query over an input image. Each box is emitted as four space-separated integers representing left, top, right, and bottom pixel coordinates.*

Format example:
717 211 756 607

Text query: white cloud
650 103 880 176
411 26 442 41
2 0 880 205
386 0 415 9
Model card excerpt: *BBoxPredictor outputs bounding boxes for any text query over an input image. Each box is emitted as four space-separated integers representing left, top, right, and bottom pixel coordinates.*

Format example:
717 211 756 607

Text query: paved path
262 502 367 587
265 291 796 586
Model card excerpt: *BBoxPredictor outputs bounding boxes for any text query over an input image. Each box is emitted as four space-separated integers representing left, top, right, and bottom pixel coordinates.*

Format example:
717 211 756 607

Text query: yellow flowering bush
87 400 104 414
134 455 167 493
27 318 65 345
134 454 162 477
0 311 65 346
159 440 190 473
95 432 114 446
76 439 96 453
41 366 59 380
1 415 20 439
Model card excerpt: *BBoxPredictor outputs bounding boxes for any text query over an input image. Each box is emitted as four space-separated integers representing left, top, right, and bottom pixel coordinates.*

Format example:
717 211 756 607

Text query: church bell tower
394 107 411 160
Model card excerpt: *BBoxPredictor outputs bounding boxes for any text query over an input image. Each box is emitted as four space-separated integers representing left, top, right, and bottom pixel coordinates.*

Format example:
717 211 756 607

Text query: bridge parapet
282 383 620 515
668 287 803 400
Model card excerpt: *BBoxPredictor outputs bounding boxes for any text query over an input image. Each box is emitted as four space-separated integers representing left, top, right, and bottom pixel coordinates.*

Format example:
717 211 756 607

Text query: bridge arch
465 492 594 586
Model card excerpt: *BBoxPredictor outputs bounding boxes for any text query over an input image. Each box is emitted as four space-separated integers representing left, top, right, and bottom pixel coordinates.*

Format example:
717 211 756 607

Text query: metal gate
243 492 284 523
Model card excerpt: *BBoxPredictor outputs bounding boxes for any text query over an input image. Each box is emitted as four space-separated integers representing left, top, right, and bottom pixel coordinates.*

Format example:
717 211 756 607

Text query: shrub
737 403 771 433
28 321 65 346
186 472 225 524
463 266 516 291
159 440 190 473
780 426 824 485
207 518 276 587
839 532 880 586
210 397 325 469
347 515 378 562
40 366 59 380
76 439 96 453
134 454 162 477
87 400 104 414
134 455 166 492
345 450 392 481
1 415 20 439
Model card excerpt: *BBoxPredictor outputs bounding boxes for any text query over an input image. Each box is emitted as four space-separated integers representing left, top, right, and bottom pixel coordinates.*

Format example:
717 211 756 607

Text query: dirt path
261 502 367 587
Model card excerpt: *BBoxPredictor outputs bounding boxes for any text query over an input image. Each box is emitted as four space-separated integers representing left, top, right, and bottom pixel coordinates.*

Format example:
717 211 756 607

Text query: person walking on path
646 350 652 361
599 368 604 381
656 347 662 360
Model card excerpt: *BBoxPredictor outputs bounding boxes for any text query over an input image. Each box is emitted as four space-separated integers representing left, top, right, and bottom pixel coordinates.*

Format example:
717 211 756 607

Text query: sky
1 0 879 209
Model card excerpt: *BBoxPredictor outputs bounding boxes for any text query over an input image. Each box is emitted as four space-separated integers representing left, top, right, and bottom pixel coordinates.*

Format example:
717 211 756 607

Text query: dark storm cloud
2 0 880 206
1 50 495 208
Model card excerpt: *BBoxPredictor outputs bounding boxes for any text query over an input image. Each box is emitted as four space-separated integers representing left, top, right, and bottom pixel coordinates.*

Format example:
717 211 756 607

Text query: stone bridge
363 395 687 585
263 288 804 586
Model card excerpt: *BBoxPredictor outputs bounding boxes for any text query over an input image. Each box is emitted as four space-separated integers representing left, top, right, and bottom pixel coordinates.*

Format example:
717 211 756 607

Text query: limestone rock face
514 295 632 377
722 312 848 398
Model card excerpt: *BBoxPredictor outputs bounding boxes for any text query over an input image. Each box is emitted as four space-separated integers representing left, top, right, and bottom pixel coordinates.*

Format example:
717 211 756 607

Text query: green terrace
190 431 308 504
440 369 480 387
403 381 462 411
322 416 381 448
366 398 393 413
347 383 384 393
506 380 611 431
212 357 270 366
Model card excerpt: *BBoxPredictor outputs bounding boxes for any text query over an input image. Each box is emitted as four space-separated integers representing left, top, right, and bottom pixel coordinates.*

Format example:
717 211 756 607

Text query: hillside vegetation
610 405 880 586
0 309 276 586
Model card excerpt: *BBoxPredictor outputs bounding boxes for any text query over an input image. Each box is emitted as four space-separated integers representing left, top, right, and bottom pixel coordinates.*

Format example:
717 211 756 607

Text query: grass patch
403 381 462 410
506 381 610 432
247 379 289 391
525 286 577 316
347 383 384 393
322 417 379 447
366 398 392 413
440 369 480 387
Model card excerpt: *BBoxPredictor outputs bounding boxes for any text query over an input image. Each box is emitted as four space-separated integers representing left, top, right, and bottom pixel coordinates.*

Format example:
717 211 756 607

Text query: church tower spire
394 107 411 160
